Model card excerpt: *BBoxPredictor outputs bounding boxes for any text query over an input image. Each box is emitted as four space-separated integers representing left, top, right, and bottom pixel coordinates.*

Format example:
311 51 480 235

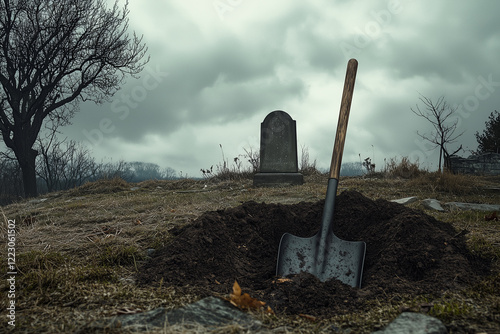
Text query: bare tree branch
0 0 149 197
411 94 464 172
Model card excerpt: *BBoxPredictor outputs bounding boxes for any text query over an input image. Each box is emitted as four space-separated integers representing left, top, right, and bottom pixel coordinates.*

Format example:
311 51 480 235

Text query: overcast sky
61 0 500 178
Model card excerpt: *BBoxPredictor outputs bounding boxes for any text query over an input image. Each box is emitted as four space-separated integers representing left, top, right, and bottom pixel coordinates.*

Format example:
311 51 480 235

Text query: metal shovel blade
276 179 366 288
276 59 365 287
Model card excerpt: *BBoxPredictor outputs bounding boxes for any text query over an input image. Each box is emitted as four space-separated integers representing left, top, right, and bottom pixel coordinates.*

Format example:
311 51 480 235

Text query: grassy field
1 171 499 333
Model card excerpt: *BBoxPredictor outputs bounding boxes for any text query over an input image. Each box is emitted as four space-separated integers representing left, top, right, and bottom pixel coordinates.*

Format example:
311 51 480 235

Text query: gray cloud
59 0 500 176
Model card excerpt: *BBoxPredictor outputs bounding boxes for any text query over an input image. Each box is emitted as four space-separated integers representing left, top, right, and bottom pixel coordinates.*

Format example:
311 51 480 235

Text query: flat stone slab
81 296 261 332
372 312 447 334
422 199 445 212
443 202 500 211
391 196 418 205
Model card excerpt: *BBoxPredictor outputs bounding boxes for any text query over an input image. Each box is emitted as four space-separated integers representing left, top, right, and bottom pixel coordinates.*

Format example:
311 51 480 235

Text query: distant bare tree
36 135 98 192
95 159 134 181
161 167 177 180
411 95 464 172
129 161 163 182
0 0 148 197
0 151 22 203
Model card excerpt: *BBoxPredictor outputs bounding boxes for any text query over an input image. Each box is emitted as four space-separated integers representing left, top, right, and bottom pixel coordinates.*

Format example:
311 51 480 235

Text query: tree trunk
17 148 39 198
438 146 443 173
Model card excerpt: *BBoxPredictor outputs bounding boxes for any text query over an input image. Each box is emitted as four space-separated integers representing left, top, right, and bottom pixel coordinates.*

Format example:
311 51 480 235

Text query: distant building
447 153 500 175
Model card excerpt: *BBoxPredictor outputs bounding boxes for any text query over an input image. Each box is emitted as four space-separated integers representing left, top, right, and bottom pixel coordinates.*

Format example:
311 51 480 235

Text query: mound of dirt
137 190 490 316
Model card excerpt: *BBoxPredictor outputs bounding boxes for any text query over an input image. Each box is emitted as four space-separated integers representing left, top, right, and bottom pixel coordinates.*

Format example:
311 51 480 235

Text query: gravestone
253 110 303 186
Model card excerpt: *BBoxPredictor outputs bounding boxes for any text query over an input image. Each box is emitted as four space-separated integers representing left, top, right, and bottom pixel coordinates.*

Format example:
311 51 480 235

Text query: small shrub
435 171 472 193
362 157 376 174
202 144 255 181
299 145 320 175
383 156 423 179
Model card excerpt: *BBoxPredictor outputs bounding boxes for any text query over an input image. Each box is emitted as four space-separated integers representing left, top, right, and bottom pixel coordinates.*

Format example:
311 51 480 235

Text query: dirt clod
137 190 490 316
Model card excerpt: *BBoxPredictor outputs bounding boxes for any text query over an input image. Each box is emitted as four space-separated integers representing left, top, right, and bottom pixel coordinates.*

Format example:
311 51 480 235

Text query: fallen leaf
299 314 317 321
485 211 498 221
231 280 242 298
273 278 292 284
229 280 271 312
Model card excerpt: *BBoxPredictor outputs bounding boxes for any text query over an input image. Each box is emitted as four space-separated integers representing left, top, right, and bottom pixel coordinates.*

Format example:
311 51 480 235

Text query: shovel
276 58 366 288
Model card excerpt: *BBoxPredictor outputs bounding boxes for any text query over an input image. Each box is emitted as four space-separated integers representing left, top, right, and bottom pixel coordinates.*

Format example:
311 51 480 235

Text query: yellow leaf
231 280 241 298
229 280 272 312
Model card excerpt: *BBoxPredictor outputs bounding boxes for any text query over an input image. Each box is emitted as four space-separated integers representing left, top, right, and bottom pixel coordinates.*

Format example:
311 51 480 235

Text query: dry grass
382 156 425 179
0 173 499 333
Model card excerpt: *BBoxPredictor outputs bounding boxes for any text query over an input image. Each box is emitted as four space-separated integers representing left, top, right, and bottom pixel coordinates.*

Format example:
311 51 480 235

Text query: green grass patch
429 300 474 322
13 251 118 296
98 244 143 268
17 250 67 272
468 235 500 260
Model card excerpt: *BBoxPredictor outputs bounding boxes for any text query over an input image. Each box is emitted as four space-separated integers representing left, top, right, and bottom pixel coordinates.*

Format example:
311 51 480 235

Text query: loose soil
137 190 491 317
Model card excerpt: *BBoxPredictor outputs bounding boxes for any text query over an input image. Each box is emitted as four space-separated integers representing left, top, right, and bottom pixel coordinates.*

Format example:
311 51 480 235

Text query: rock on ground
421 199 445 212
372 312 447 334
391 196 418 205
444 202 500 211
79 296 261 333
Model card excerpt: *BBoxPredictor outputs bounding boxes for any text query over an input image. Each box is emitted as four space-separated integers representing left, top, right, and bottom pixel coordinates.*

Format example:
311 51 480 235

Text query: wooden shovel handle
329 58 358 179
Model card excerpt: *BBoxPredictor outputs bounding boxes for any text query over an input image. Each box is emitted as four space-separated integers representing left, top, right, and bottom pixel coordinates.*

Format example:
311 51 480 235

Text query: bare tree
411 95 464 172
36 135 99 192
129 161 163 182
95 158 134 181
0 0 148 197
161 166 177 180
0 151 22 203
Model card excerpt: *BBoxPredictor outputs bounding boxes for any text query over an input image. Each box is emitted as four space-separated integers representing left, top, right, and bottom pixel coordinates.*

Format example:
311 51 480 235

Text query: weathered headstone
253 110 303 186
